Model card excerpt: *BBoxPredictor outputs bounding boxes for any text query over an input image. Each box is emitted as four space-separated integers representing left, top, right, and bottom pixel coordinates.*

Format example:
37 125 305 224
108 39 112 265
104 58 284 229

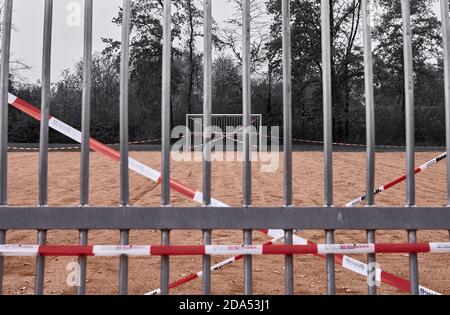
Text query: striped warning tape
8 138 162 152
294 138 446 150
262 134 445 150
146 152 449 295
7 93 441 295
10 134 443 152
145 236 284 296
1 242 450 257
346 152 448 207
8 145 81 152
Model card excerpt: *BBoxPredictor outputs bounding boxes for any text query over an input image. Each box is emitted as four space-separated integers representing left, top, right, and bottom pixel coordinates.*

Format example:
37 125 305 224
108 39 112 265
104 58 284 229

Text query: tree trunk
187 0 195 114
329 0 337 141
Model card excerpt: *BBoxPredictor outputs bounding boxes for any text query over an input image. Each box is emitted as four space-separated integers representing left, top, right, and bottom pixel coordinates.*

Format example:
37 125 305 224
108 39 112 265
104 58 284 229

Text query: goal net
185 114 263 151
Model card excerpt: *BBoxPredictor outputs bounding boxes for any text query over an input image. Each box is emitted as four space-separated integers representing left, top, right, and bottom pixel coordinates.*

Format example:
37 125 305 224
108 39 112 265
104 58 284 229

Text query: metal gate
0 0 450 296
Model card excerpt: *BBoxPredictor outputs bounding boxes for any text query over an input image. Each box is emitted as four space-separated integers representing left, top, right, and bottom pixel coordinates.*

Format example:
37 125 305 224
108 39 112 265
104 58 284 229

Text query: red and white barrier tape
145 236 284 296
346 152 448 207
1 242 450 257
8 145 81 152
7 93 441 295
8 93 227 207
263 134 445 150
8 138 162 152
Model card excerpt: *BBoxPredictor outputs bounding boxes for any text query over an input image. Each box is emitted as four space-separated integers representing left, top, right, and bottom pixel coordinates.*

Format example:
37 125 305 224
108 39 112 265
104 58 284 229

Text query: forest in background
3 0 448 146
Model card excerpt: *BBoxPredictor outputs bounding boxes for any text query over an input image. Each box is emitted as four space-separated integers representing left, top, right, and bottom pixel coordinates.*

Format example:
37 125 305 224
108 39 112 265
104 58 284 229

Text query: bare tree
220 0 271 74
180 0 203 113
0 1 31 83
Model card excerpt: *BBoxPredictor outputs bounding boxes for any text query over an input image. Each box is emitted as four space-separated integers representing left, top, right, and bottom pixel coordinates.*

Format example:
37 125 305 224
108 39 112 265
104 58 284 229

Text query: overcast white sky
10 0 237 83
10 0 442 83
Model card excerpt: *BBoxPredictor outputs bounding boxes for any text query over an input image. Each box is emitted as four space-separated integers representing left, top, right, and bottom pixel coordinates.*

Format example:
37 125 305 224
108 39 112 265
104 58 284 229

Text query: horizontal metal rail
0 207 449 230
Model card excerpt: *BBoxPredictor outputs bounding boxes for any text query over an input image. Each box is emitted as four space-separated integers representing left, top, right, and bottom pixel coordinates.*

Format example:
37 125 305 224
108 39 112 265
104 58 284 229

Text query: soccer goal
185 114 263 151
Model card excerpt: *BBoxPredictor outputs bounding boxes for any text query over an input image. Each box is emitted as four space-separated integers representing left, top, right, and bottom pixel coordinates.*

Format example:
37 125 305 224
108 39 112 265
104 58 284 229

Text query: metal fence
0 0 450 296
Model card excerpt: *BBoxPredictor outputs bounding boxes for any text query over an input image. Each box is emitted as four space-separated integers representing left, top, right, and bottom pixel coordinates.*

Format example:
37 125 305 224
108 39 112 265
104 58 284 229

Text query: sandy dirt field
2 151 450 295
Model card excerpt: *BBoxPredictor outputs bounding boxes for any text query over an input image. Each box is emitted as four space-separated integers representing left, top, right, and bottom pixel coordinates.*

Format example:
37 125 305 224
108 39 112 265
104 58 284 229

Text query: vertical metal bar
0 231 4 294
161 0 171 209
0 0 13 207
36 0 53 296
366 230 377 294
443 1 450 261
78 231 88 294
242 0 252 296
282 0 292 208
78 0 93 296
160 230 170 295
321 0 335 295
282 0 294 296
243 230 252 295
0 0 13 295
80 0 93 213
161 0 172 296
362 0 377 296
259 114 263 150
119 0 131 296
39 1 53 209
401 0 415 209
321 0 333 209
362 0 375 208
35 231 46 295
185 115 190 151
119 0 131 209
441 0 450 206
325 230 335 295
401 0 419 295
408 230 419 294
284 230 294 295
119 230 129 295
202 0 213 296
202 230 211 295
242 0 252 208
